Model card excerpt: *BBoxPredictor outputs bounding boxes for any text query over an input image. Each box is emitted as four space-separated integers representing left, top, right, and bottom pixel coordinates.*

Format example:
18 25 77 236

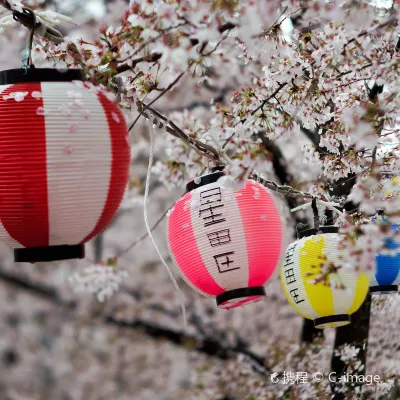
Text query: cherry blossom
0 0 399 398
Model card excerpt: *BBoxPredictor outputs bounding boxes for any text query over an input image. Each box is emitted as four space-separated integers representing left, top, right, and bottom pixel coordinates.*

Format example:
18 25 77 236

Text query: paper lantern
167 172 284 309
370 224 400 294
0 68 130 262
280 227 369 328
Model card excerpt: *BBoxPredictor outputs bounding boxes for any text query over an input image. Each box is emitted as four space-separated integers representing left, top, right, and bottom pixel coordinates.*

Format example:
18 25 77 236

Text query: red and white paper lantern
168 172 285 309
0 68 130 262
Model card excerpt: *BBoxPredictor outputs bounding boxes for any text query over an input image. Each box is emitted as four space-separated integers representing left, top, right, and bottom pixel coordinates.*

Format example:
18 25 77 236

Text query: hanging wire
144 115 187 329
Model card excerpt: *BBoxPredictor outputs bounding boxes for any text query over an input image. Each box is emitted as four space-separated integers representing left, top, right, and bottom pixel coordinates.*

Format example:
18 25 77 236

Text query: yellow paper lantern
280 227 369 329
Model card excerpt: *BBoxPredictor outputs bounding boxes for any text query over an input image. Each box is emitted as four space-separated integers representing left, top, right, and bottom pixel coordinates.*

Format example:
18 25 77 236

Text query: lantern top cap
186 171 224 193
0 68 85 85
298 226 339 239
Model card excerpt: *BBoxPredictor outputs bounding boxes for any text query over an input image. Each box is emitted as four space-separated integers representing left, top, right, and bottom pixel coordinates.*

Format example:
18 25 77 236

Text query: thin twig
258 6 288 37
239 82 288 126
249 82 288 118
342 17 397 52
116 53 162 74
115 203 173 258
129 70 187 131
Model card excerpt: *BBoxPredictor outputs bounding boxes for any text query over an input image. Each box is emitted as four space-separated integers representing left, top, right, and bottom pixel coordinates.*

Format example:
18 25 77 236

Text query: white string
144 118 187 329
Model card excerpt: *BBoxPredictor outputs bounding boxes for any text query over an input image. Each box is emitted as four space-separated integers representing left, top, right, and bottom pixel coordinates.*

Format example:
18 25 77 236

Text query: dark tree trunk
301 318 324 343
331 294 372 399
330 174 368 398
330 84 382 398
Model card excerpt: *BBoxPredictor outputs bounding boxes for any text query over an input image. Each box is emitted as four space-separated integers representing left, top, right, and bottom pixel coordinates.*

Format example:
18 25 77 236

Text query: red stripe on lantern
81 91 130 243
168 193 225 296
236 182 283 287
0 83 49 247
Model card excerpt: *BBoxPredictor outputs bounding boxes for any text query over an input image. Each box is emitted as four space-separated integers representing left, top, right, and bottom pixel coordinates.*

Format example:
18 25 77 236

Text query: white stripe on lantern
324 235 356 315
282 240 319 320
190 182 249 291
41 82 112 245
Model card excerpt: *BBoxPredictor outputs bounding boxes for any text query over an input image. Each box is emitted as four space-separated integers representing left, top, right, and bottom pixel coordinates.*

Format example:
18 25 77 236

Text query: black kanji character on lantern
207 229 231 247
214 251 238 273
199 204 226 227
284 244 297 267
289 288 304 304
200 187 223 206
199 187 226 227
284 268 296 285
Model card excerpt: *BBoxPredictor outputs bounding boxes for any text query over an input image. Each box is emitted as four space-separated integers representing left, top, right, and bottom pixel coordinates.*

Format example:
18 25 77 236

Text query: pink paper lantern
168 172 284 309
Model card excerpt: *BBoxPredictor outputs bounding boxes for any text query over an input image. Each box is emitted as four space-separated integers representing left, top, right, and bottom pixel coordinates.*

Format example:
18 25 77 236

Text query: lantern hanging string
144 114 187 329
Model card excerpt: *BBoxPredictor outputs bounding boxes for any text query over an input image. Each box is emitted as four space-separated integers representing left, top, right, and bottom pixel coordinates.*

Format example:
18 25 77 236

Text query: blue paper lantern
370 225 400 294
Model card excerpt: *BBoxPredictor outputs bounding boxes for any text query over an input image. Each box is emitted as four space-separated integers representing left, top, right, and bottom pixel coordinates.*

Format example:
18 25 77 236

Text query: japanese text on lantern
283 243 304 304
198 187 237 273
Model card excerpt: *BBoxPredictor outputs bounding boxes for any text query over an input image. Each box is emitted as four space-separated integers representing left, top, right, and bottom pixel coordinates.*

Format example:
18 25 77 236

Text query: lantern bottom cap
370 285 398 294
14 244 85 263
314 314 351 329
216 286 266 310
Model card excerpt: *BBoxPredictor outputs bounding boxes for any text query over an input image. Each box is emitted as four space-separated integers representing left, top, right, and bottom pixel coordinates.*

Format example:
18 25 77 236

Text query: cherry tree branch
116 53 162 74
249 82 288 117
0 266 268 373
140 105 325 201
129 70 188 131
115 203 172 258
139 105 220 161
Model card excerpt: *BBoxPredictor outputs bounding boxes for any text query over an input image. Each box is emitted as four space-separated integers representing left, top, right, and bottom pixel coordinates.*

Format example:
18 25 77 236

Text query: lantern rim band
14 244 85 263
298 226 339 239
314 314 350 328
0 68 85 85
370 285 398 294
216 286 266 306
186 171 224 193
